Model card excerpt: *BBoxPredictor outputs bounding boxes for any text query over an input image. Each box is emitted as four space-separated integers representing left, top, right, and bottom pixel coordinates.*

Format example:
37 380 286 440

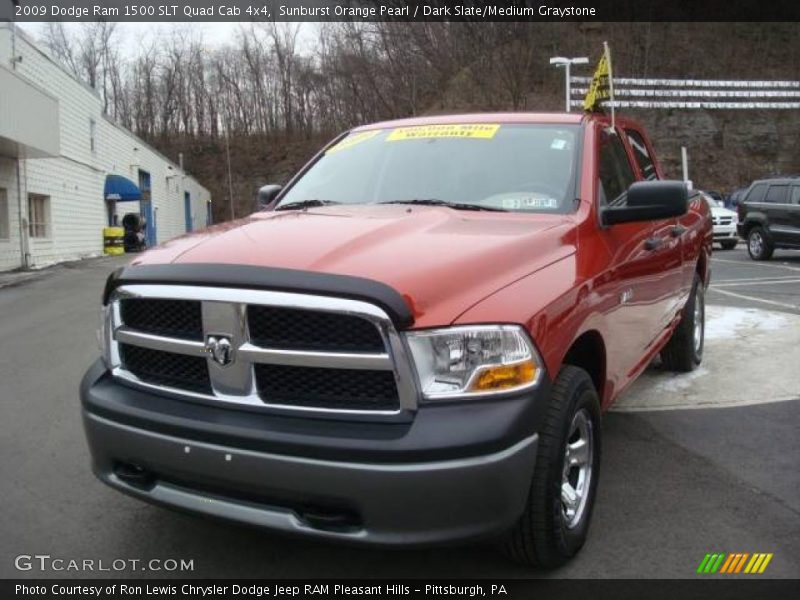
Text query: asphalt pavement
706 244 800 315
0 249 798 579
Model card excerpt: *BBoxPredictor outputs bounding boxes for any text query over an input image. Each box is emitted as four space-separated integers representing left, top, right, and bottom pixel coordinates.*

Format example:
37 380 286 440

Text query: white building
0 23 212 272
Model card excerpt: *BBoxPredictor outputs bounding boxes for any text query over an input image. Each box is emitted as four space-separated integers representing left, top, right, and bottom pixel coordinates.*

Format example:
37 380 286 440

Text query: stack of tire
122 213 146 253
102 226 124 255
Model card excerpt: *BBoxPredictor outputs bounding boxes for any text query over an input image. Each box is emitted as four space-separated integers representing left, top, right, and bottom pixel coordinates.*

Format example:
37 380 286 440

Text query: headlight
405 325 543 399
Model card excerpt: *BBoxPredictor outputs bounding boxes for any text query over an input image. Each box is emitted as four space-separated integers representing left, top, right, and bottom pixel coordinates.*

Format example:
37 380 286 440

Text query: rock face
629 110 799 192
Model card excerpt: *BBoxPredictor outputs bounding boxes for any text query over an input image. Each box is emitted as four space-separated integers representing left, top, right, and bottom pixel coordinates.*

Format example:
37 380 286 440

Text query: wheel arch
740 215 768 239
560 330 607 403
696 246 709 286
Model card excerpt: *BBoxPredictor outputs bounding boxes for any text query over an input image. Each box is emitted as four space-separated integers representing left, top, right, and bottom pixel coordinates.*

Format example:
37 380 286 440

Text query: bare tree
266 22 301 133
42 22 120 113
42 23 81 76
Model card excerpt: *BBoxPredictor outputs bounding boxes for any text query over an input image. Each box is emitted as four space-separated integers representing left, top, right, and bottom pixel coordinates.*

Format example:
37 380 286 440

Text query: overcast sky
18 22 318 56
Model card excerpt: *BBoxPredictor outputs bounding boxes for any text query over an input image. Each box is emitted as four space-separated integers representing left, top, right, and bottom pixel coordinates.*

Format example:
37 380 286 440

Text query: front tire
502 366 601 568
661 273 704 372
747 227 774 260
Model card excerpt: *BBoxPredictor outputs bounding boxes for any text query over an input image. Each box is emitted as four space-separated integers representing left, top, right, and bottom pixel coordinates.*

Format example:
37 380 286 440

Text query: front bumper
713 224 737 240
81 360 543 546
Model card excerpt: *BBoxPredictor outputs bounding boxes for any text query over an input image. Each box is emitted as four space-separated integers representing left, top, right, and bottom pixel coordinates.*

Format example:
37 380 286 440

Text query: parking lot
1 246 798 579
706 248 800 315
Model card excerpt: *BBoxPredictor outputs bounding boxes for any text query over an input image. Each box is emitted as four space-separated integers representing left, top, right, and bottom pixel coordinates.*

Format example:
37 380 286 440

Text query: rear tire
661 273 704 372
747 227 774 260
502 366 601 568
720 240 737 250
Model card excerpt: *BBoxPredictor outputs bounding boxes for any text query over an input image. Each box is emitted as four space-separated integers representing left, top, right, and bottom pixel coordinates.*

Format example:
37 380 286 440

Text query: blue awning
104 175 141 201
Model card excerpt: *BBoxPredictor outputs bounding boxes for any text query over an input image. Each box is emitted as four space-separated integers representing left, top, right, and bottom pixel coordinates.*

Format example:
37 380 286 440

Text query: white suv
701 192 738 250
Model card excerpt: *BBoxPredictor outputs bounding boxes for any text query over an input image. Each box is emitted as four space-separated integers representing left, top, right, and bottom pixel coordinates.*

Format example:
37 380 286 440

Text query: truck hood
132 205 576 327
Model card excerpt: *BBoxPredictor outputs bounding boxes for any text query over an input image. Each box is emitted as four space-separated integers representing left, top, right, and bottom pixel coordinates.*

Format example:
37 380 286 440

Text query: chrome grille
254 364 399 411
105 285 417 419
120 298 202 340
119 343 211 394
247 305 385 352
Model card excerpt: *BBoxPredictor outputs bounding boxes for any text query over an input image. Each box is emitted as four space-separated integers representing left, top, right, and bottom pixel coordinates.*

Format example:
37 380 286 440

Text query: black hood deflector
103 263 414 328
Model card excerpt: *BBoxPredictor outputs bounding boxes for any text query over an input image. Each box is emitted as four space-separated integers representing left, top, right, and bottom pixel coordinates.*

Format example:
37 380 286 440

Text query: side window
745 184 767 204
765 185 789 204
598 130 636 206
28 193 51 239
625 130 658 181
791 186 800 205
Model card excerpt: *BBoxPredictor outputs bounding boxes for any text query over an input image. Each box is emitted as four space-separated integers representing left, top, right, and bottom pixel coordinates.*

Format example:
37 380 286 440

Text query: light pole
549 56 589 112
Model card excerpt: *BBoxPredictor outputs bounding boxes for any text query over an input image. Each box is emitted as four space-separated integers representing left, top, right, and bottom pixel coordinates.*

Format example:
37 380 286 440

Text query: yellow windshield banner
583 47 612 112
386 124 500 141
326 130 382 154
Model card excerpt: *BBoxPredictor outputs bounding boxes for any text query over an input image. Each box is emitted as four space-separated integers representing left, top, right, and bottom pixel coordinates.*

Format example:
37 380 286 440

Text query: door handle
671 225 687 237
644 237 663 251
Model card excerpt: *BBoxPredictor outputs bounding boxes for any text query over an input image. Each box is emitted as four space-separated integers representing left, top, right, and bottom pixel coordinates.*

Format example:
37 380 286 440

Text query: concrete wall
0 24 211 271
102 118 212 239
0 64 59 158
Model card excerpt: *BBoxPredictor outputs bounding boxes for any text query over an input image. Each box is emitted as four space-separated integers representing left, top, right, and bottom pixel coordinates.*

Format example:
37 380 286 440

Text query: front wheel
747 227 774 260
502 366 601 568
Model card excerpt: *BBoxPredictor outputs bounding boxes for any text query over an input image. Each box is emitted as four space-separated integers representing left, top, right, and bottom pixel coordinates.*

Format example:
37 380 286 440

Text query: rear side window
765 185 789 204
745 184 767 203
598 130 636 206
791 186 800 205
625 130 658 181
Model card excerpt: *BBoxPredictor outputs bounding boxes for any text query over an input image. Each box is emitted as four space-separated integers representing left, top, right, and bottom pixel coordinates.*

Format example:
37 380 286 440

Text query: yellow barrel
103 227 125 255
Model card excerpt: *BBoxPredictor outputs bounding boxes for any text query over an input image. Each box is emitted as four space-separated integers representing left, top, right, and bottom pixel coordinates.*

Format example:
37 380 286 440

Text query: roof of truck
353 112 587 131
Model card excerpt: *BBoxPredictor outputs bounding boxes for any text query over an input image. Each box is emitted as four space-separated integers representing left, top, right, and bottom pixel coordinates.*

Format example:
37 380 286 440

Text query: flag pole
604 41 615 130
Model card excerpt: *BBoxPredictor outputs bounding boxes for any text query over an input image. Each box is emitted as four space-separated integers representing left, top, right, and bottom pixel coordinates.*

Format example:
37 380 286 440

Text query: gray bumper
83 411 538 546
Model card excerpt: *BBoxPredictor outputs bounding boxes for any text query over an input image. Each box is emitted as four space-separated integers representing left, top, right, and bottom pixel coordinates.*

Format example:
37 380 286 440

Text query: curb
0 255 124 291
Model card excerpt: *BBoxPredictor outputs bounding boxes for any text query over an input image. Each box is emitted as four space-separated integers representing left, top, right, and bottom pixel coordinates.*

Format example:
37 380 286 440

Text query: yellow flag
583 48 612 112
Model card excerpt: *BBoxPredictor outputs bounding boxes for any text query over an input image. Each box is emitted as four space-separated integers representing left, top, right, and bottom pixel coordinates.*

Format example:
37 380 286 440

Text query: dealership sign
571 77 800 109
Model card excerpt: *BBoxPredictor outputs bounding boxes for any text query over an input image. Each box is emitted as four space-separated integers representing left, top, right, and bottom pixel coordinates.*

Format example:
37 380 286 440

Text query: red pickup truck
82 112 712 567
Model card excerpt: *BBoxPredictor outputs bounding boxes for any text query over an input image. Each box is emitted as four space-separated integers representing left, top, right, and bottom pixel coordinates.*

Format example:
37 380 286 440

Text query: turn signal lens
470 361 537 392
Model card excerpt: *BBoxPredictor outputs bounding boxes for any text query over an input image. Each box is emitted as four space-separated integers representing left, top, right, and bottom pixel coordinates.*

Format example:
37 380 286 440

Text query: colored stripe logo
697 552 773 574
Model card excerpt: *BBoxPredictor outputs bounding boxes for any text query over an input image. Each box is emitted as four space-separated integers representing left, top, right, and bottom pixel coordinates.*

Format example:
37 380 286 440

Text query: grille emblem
205 335 234 367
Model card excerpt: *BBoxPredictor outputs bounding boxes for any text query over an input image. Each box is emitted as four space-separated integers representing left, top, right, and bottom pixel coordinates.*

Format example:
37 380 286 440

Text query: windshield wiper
275 199 341 211
379 199 507 212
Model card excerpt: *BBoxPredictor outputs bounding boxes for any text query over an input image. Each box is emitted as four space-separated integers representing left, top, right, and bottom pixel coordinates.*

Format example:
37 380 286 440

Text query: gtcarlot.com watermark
14 554 194 573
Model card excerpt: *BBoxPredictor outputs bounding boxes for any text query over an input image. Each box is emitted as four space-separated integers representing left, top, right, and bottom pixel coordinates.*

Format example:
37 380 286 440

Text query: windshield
277 124 581 214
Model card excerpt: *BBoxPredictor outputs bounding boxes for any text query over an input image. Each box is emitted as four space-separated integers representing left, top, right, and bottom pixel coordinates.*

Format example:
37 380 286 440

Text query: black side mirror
256 184 282 211
602 180 689 226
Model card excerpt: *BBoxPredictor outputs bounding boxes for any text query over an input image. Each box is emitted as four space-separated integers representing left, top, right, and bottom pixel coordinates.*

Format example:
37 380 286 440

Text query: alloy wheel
693 284 704 355
561 408 594 529
749 231 764 257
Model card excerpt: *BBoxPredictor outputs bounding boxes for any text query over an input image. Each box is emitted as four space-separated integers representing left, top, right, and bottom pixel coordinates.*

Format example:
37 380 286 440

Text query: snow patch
655 366 710 392
704 305 790 341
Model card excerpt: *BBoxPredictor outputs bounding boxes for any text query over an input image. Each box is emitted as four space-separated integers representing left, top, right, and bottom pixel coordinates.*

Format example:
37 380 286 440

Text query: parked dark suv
737 177 800 260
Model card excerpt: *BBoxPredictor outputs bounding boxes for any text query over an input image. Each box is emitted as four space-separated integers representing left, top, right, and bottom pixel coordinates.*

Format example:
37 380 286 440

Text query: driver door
622 127 686 331
595 128 664 380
